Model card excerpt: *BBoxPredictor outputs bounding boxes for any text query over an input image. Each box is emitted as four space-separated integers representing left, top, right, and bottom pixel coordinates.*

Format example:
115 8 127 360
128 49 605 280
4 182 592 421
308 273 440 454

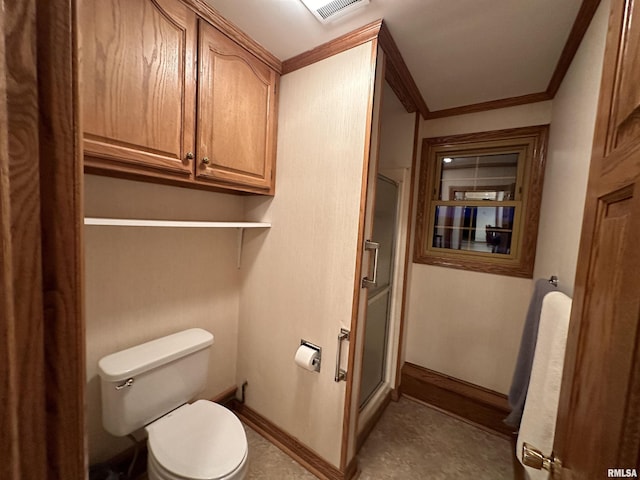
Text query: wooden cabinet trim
84 137 194 177
182 0 282 73
84 162 274 195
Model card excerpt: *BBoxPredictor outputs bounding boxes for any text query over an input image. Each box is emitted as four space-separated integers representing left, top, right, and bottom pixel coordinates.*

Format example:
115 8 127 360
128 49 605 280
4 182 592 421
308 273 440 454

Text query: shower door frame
357 173 404 425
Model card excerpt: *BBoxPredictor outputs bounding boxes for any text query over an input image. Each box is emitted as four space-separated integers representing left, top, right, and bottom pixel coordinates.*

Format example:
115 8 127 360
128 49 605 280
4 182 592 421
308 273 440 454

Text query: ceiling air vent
300 0 370 24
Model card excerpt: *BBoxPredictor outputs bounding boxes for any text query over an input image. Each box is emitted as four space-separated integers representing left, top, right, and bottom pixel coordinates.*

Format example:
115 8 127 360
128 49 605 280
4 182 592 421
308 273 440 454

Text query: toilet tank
98 328 214 437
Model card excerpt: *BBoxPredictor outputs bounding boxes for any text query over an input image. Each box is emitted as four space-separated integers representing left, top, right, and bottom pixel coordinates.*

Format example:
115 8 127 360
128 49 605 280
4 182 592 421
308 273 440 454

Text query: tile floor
245 397 514 479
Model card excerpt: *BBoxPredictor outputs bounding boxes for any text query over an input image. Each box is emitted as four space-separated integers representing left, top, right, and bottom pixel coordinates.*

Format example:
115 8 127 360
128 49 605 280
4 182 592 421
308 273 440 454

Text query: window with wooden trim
414 125 549 277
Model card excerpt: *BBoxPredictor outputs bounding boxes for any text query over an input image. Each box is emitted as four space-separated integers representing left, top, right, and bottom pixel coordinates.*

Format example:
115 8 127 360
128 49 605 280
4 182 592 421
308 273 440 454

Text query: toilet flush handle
115 378 134 390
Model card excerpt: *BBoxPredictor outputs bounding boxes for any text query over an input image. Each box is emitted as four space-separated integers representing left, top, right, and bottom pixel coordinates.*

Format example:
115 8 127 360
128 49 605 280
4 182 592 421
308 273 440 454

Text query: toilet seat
146 400 248 480
148 448 248 480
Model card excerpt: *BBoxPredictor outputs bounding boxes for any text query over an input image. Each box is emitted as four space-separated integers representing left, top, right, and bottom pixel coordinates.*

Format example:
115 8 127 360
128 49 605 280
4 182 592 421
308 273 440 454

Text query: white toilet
98 328 248 480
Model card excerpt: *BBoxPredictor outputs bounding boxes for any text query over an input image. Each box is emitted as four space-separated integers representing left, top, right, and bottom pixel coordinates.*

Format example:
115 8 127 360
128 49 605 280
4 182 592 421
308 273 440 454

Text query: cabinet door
79 0 197 178
197 20 278 193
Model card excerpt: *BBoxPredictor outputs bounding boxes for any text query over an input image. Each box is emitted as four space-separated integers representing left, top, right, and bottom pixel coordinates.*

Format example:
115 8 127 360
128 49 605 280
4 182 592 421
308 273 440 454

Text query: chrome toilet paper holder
300 339 322 372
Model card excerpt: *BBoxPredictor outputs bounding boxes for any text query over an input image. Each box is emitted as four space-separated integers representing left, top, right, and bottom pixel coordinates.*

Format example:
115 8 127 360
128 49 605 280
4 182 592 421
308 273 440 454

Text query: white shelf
84 217 270 268
84 217 271 229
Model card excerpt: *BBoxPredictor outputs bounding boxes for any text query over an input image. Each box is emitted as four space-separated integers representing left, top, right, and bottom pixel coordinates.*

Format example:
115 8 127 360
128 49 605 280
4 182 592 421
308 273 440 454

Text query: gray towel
504 278 558 428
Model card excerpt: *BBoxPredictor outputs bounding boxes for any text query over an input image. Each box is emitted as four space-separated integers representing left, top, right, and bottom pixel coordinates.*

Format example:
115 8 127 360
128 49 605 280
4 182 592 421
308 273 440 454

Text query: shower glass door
359 175 398 408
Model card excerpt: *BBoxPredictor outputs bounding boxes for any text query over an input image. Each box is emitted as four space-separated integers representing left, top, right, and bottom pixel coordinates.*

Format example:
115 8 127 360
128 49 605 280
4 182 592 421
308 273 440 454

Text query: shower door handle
361 240 380 289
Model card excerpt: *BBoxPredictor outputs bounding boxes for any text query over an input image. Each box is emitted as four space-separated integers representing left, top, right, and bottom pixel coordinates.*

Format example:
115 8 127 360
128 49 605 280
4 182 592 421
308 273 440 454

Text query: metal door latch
522 442 561 473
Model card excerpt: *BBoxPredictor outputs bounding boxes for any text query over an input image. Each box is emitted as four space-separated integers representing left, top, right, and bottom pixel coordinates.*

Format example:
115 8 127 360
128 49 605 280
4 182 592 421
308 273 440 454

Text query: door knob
522 443 561 473
202 157 210 165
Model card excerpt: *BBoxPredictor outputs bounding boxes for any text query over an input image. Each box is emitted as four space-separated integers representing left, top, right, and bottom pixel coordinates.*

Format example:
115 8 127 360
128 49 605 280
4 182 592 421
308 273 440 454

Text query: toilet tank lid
98 328 214 382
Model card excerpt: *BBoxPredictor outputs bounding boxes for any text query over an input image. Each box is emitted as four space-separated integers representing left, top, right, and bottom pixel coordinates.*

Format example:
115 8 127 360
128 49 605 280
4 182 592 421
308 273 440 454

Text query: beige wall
238 42 376 467
533 0 609 294
379 82 415 171
406 103 553 394
405 1 609 394
85 175 244 463
422 101 553 138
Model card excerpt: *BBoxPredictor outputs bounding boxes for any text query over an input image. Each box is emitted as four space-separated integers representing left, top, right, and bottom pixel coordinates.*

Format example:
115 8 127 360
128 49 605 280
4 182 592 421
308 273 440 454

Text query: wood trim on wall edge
378 23 429 119
425 92 552 120
233 402 357 480
282 19 382 74
37 0 87 477
546 0 602 97
282 20 430 122
211 386 238 405
393 112 421 393
400 362 512 437
340 39 382 472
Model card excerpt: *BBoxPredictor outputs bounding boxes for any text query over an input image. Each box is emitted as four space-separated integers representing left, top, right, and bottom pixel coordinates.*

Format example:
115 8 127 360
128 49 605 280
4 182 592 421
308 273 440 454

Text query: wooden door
3 0 85 478
1 1 48 477
551 0 640 476
196 20 277 193
79 0 197 178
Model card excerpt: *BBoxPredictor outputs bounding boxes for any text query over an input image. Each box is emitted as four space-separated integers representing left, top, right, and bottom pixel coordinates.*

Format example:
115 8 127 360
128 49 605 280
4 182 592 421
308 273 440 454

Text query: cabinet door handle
185 152 194 160
202 157 210 165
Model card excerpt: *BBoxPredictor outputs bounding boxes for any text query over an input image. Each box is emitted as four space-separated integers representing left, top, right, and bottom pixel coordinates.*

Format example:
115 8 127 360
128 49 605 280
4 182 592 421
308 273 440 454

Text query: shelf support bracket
237 228 245 269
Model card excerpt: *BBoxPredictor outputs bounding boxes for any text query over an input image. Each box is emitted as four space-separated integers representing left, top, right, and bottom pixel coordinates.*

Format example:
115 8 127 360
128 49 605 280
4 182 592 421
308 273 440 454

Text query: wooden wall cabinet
196 21 277 191
79 0 279 195
80 0 197 178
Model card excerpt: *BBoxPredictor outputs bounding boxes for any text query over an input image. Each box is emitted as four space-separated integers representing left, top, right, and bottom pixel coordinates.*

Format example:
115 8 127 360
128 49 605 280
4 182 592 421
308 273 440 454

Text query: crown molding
425 92 552 120
378 21 430 119
282 19 382 74
427 0 601 119
546 0 602 97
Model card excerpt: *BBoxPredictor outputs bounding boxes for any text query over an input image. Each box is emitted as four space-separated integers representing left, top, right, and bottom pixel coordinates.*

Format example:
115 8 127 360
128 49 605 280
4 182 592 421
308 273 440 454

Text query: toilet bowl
145 400 248 480
97 329 247 480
